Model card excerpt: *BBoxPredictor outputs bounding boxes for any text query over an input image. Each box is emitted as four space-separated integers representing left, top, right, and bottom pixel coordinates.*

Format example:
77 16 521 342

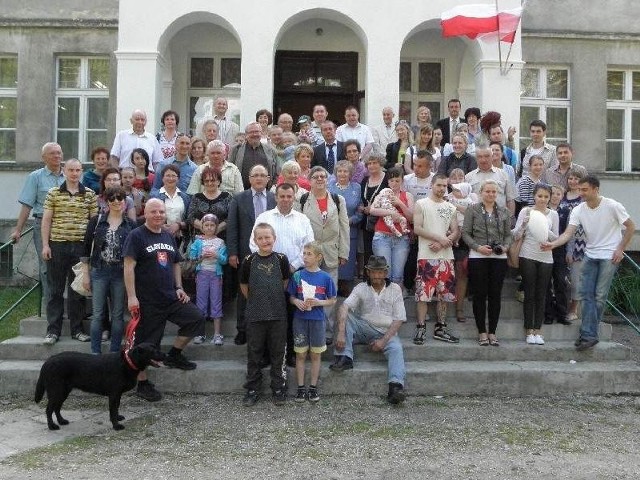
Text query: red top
375 190 411 234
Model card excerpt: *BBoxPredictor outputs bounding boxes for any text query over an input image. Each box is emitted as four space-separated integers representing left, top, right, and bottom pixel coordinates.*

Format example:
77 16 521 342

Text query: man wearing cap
330 255 407 404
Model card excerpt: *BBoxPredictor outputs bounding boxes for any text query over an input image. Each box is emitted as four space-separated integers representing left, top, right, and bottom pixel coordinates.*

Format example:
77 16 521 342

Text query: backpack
299 192 341 214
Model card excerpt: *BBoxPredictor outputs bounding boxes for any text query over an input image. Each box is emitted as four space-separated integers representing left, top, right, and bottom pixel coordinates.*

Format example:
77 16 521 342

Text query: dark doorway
273 51 361 128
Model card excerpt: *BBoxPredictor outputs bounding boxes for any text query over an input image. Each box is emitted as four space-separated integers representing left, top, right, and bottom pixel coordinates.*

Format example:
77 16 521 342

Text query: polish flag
441 4 523 43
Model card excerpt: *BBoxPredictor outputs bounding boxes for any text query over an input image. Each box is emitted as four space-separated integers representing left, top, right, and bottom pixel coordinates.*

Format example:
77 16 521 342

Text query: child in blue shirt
287 241 337 402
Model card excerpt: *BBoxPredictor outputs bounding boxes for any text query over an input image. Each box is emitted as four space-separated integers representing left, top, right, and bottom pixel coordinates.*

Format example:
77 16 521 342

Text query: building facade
0 0 638 246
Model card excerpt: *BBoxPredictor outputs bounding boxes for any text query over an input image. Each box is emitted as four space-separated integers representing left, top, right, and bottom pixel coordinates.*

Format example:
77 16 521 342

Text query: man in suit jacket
226 164 276 344
435 99 463 147
312 121 344 175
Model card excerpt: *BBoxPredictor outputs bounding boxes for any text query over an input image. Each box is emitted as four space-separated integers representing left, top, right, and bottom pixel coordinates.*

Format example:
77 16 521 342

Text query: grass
0 285 40 342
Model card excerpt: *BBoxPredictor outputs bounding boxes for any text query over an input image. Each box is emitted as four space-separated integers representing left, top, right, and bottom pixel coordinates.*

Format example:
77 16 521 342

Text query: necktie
253 191 265 217
327 144 335 174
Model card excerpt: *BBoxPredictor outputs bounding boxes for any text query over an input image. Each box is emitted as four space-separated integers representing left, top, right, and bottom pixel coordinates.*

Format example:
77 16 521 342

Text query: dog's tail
34 373 45 403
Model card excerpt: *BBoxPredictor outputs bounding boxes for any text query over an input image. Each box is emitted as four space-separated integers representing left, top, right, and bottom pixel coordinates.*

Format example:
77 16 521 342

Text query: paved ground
0 322 638 479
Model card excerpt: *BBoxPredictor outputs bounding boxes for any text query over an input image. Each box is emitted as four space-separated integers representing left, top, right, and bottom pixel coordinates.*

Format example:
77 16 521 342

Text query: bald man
110 109 163 171
372 107 398 151
123 198 205 402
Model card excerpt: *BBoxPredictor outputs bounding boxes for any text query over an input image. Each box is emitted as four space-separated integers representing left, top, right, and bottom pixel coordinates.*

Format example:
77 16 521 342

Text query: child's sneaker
307 386 320 402
211 334 224 346
295 386 307 403
193 335 205 345
272 389 286 406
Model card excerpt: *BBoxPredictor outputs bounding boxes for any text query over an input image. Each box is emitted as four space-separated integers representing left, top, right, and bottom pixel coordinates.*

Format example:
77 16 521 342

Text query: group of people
10 97 635 405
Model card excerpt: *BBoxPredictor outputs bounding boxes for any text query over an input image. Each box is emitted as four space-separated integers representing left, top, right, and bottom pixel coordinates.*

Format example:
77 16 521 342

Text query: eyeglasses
250 173 269 178
107 194 126 202
311 174 327 180
203 178 218 183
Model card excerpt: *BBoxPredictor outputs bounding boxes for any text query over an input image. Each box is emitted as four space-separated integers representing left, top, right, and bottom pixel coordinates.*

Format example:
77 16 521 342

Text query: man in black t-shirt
123 198 204 402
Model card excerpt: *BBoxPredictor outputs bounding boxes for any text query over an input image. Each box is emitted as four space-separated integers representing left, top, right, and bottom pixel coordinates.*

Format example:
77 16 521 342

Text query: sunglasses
107 194 126 202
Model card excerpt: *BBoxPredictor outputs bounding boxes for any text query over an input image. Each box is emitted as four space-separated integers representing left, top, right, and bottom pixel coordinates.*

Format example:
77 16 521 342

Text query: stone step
2 358 639 396
1 336 629 363
18 314 611 342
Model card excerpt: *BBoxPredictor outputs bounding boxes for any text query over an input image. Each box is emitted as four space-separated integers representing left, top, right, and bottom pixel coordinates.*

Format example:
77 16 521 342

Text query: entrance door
273 51 360 127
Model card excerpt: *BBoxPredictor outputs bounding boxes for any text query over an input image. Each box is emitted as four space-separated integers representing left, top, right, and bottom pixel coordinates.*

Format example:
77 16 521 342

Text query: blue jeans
335 312 405 386
579 256 619 342
372 232 410 284
90 264 125 354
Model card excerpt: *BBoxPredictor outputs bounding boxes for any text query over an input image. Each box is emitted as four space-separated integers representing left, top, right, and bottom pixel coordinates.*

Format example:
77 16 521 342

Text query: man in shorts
124 198 205 401
413 173 460 344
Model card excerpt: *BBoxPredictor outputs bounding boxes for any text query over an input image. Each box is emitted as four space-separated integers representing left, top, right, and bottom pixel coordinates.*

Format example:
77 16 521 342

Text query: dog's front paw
48 423 60 431
117 414 125 421
112 423 125 431
58 418 69 425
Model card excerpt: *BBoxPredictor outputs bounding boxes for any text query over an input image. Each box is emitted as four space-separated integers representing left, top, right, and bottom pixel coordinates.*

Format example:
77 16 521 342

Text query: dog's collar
123 349 139 371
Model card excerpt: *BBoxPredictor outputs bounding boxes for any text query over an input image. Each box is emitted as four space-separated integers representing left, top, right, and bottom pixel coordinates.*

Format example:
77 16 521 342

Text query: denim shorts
293 317 327 354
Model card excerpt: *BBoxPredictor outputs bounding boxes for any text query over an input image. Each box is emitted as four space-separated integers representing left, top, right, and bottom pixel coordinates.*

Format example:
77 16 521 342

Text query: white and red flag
441 4 523 43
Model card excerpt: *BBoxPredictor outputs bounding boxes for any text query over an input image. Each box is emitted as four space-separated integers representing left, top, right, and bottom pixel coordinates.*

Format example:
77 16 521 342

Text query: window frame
519 65 571 146
605 68 640 172
187 54 241 135
398 58 444 124
0 55 18 162
55 56 110 163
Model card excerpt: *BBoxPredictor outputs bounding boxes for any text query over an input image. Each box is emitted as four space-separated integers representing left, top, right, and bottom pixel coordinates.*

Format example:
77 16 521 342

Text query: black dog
34 343 165 431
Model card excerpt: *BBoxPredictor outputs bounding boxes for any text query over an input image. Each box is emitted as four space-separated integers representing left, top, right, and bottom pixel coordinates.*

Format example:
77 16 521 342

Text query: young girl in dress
189 214 228 345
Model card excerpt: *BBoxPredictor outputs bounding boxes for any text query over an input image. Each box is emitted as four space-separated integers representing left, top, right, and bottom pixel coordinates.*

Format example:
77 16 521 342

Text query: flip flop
478 337 489 346
489 337 500 347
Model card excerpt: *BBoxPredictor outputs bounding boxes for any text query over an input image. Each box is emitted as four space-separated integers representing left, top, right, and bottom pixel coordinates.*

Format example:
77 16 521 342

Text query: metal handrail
606 252 640 335
0 226 42 322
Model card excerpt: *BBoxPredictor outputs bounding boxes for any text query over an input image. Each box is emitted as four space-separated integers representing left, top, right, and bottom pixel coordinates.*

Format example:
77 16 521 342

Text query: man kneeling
330 255 407 404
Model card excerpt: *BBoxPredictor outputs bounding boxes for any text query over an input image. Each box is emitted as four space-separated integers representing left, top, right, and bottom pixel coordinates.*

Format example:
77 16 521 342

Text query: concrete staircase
1 280 639 397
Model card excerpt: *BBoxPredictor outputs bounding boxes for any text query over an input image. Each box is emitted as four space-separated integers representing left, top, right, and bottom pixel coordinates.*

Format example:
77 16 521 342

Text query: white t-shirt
403 172 434 202
569 197 630 259
415 197 456 260
336 123 374 150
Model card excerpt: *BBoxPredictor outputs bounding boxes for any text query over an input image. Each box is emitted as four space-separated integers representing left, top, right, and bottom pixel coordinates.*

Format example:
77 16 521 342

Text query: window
519 66 570 146
55 57 109 162
0 56 18 161
398 60 443 124
606 69 640 172
189 56 241 135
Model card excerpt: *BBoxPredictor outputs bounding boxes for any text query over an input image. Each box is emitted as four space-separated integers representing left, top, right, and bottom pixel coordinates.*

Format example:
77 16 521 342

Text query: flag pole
495 0 505 74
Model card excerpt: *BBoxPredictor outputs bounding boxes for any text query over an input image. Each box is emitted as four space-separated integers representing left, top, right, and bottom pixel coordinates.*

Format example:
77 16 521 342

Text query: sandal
478 335 489 346
488 335 500 347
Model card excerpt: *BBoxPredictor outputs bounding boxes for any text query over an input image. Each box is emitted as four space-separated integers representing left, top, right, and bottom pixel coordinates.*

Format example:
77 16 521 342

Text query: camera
490 242 504 255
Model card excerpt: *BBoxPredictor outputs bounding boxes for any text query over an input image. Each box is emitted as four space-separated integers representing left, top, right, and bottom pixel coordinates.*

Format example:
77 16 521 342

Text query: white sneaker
193 335 205 345
526 334 536 345
43 333 58 346
535 334 545 345
101 330 110 342
212 334 224 346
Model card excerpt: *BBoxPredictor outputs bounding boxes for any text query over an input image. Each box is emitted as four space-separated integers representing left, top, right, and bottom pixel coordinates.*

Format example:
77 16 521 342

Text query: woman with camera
462 179 512 346
512 183 559 345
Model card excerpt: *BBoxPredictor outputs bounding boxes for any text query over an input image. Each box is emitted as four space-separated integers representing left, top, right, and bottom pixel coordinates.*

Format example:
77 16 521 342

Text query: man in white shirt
336 106 374 160
250 183 315 366
310 104 328 145
542 176 635 351
212 97 240 145
466 144 516 216
402 151 436 292
413 174 460 345
110 109 163 171
372 107 398 152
